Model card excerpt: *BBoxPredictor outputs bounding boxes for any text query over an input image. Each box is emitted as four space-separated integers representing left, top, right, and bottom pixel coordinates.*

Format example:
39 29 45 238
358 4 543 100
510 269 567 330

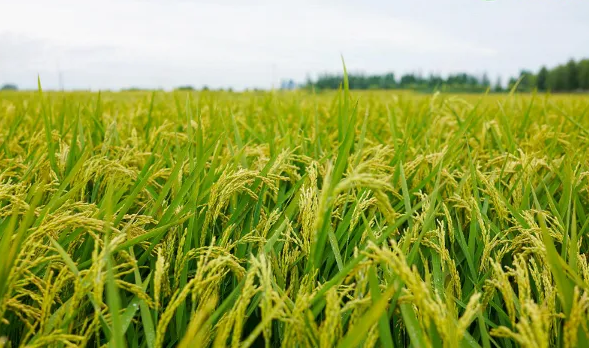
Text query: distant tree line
303 58 589 93
174 85 234 92
3 57 588 93
305 72 491 93
1 84 18 91
511 59 589 92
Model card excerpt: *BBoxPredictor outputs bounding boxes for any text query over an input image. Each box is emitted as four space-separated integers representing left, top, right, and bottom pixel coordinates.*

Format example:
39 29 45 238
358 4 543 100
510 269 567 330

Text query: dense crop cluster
1 80 589 347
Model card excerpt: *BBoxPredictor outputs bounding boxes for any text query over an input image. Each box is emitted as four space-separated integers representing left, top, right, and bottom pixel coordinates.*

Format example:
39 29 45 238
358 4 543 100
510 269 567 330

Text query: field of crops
1 80 589 348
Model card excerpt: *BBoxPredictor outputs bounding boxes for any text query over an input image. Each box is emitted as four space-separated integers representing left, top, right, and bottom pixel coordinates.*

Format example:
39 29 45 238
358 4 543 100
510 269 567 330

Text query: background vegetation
303 58 589 93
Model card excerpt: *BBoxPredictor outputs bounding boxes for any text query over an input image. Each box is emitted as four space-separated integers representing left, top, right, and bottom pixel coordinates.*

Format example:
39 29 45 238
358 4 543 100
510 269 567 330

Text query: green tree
0 83 18 91
383 73 396 89
577 59 589 90
515 70 536 91
547 66 567 92
566 59 578 91
537 66 548 91
175 85 195 91
481 73 490 88
493 77 503 92
507 77 518 91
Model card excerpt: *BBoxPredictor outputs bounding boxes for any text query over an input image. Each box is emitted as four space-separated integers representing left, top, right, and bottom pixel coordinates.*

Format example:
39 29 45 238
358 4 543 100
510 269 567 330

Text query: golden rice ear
154 247 166 314
490 299 552 348
564 288 589 348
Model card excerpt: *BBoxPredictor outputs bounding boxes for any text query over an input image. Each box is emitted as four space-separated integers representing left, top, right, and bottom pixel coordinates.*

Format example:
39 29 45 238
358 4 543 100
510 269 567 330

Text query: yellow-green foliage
0 85 589 348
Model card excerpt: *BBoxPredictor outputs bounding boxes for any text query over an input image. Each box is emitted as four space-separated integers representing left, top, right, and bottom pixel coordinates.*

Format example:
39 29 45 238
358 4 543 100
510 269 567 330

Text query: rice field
1 79 589 348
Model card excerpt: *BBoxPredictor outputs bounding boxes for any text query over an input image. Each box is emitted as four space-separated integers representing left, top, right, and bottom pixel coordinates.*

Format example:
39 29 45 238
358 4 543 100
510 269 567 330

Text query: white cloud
0 0 587 90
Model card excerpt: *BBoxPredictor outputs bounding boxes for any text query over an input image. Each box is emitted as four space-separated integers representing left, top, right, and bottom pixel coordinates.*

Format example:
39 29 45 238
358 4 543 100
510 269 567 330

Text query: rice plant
0 76 588 347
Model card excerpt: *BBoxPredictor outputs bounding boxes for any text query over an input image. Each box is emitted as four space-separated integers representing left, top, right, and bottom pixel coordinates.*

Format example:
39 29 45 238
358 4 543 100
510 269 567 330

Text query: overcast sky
1 0 588 90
